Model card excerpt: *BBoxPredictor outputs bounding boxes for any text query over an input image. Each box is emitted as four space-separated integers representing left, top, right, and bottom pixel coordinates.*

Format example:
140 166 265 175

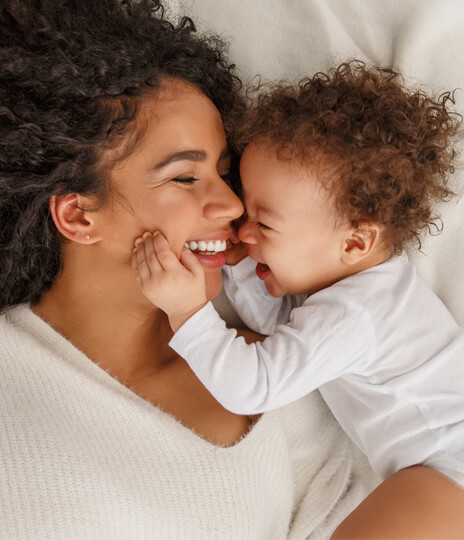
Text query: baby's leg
332 465 464 539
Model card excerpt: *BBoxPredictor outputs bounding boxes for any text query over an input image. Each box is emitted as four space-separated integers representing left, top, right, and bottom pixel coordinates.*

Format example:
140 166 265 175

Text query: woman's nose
238 219 258 245
203 176 244 221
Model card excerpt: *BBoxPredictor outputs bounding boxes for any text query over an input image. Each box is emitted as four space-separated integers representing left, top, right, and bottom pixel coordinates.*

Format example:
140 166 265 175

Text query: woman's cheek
164 195 202 243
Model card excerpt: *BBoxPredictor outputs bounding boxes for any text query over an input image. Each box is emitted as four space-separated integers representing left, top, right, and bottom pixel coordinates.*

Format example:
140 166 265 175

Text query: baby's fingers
133 238 154 282
130 247 142 284
179 247 203 276
141 231 156 265
152 231 182 271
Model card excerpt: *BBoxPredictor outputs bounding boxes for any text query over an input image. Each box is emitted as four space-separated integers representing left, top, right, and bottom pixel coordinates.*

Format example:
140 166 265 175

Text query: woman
0 0 377 538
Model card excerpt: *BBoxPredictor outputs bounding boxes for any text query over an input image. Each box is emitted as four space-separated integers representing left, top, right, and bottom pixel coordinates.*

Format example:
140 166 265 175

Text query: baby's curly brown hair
233 61 461 252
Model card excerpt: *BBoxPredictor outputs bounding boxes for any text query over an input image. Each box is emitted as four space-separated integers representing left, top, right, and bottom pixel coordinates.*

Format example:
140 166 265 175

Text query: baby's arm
132 231 374 414
222 260 306 335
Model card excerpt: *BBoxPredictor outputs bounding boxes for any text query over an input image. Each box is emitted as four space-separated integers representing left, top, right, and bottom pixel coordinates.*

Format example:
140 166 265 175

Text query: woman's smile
184 240 227 252
183 231 234 269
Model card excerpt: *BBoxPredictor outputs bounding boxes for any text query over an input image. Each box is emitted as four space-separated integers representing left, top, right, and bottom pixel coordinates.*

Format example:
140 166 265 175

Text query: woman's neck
32 266 176 380
31 250 258 445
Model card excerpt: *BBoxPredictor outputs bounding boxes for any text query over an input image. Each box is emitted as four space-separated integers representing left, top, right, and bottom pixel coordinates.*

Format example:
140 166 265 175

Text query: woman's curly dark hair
233 61 461 253
0 0 243 312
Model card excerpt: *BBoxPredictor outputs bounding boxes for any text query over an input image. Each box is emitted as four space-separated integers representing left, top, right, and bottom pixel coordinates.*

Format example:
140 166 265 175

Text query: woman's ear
49 193 102 244
341 222 382 264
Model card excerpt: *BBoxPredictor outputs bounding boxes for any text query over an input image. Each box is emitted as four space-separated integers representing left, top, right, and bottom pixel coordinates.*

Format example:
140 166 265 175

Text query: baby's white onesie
170 254 464 484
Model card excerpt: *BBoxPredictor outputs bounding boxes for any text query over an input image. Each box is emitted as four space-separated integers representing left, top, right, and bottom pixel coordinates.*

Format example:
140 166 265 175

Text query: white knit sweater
0 305 378 539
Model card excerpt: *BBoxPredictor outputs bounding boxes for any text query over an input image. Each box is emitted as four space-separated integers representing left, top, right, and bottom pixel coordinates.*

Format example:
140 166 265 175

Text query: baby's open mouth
255 262 271 280
184 240 227 255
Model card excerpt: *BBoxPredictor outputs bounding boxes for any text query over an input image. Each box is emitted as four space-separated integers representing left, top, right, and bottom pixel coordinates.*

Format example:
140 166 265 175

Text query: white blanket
169 0 464 326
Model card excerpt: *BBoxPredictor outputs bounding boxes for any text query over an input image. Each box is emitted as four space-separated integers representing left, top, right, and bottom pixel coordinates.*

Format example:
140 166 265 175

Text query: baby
132 62 464 487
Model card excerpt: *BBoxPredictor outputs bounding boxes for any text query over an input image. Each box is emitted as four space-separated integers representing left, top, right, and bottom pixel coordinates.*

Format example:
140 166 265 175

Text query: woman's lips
193 251 227 269
255 262 271 280
184 235 231 269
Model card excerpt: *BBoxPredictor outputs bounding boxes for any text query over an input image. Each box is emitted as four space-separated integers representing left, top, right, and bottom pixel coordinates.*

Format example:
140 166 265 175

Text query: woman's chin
204 267 223 301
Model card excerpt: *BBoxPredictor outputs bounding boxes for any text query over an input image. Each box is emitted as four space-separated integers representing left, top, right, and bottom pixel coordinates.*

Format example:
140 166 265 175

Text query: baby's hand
225 217 248 266
131 231 207 332
224 230 248 266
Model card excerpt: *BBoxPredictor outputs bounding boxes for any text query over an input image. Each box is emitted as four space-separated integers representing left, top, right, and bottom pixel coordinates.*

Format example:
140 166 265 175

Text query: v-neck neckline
10 304 275 452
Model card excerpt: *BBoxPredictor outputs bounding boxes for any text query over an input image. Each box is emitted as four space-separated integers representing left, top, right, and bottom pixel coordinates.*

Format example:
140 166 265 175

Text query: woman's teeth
184 239 227 254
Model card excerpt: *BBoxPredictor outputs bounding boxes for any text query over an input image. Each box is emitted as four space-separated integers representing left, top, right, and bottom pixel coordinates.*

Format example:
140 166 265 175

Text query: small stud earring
85 235 90 240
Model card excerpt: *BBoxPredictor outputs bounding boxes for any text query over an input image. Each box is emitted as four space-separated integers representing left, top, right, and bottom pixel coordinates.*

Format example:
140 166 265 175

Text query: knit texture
0 305 378 539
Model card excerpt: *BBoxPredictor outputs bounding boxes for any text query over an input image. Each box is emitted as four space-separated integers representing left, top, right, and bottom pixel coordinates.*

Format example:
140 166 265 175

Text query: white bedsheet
168 0 464 326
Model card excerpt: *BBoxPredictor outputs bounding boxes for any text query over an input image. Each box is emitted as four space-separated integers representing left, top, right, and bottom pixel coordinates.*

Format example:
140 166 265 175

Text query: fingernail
143 232 151 239
135 238 143 245
153 231 160 237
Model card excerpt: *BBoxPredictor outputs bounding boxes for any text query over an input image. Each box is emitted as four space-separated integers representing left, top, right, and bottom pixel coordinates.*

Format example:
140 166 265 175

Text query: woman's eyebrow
152 147 230 171
153 150 206 170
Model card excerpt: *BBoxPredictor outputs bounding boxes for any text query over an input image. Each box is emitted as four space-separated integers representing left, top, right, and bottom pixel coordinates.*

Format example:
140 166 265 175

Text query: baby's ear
341 222 383 265
49 193 102 244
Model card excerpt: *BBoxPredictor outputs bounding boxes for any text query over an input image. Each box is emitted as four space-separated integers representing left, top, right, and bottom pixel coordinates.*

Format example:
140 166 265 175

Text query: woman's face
92 80 244 301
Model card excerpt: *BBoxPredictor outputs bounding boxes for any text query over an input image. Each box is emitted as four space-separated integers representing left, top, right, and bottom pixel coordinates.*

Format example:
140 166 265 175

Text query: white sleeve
169 293 376 415
222 258 307 335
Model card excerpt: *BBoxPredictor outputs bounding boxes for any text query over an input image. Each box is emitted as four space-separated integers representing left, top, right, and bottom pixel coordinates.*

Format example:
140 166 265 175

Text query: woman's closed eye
172 176 198 184
172 172 231 185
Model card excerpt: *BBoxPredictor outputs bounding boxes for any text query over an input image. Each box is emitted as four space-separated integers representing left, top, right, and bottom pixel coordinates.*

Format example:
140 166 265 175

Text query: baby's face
238 142 351 297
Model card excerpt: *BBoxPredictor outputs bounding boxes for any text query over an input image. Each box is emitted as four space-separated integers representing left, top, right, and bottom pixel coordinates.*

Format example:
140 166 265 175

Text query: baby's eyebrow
257 204 284 222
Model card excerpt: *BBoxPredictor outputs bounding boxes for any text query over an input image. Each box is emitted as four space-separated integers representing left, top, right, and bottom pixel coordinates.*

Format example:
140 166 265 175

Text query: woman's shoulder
0 303 78 368
0 304 37 359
